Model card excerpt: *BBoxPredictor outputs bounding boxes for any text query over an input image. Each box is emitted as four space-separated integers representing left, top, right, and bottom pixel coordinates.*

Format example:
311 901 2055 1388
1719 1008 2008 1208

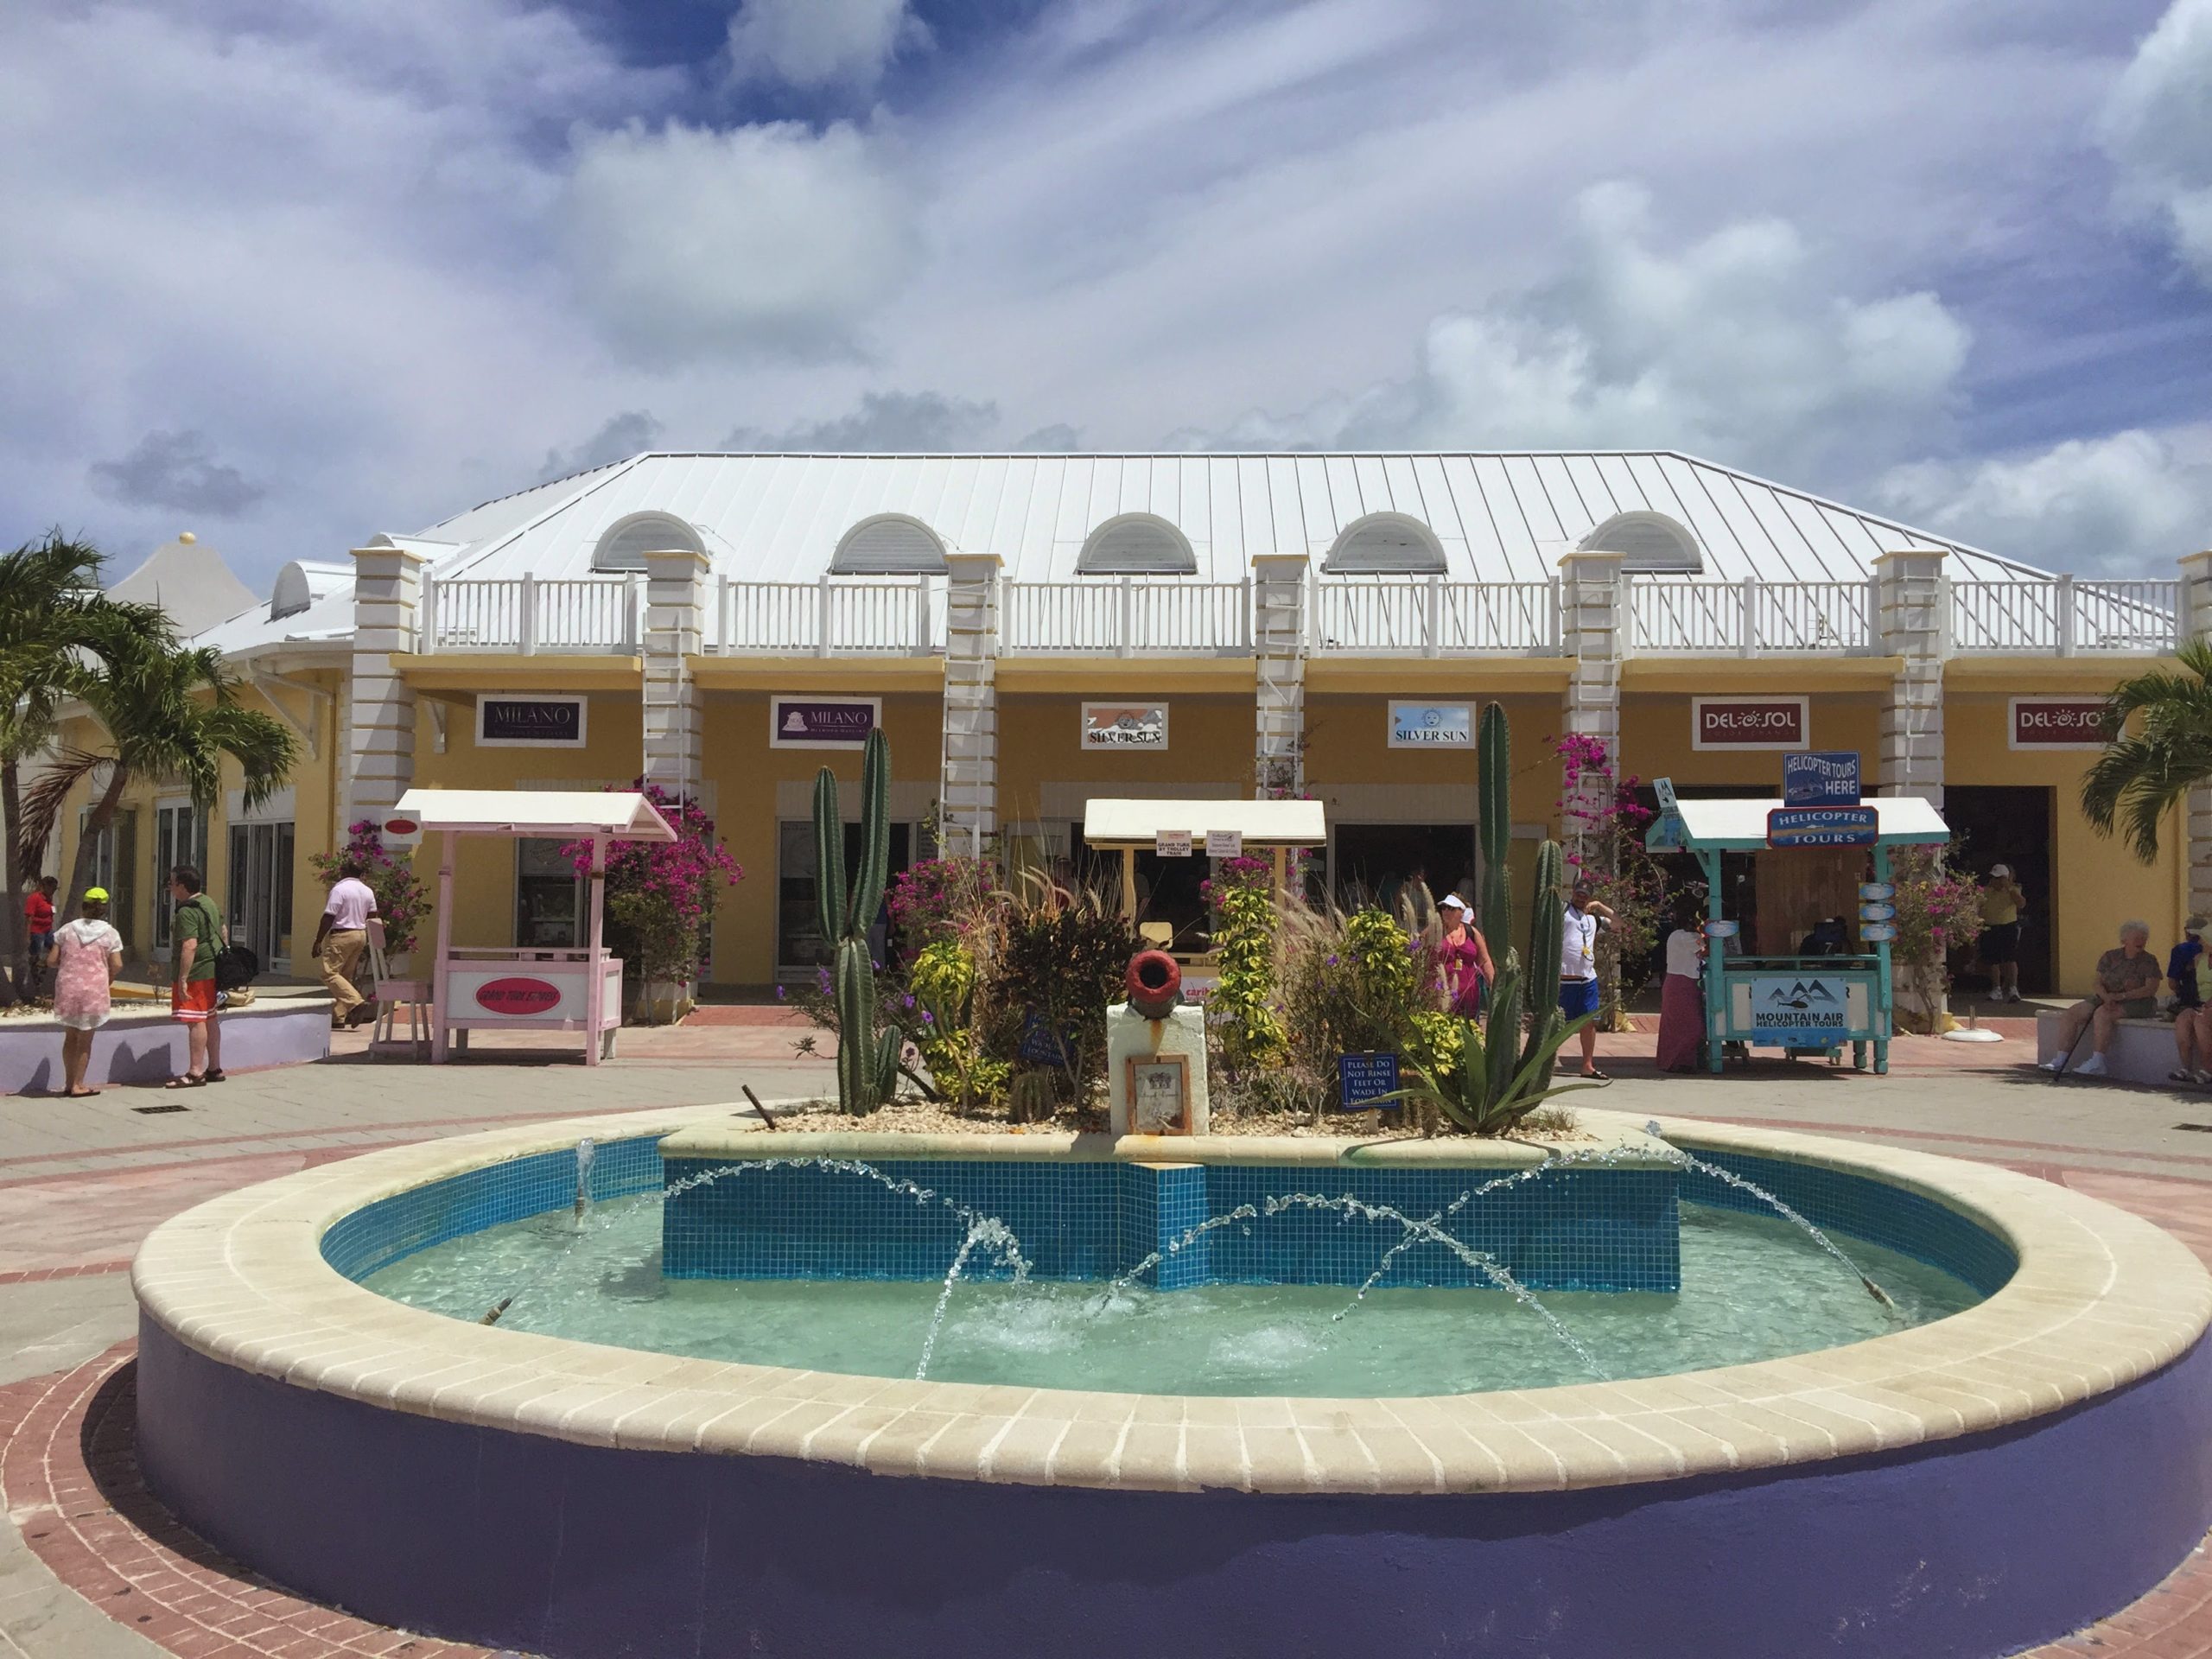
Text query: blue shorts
1559 977 1600 1021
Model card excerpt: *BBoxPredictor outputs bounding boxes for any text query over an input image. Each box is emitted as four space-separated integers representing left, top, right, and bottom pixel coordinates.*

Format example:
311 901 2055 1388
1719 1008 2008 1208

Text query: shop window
776 820 915 977
1077 514 1198 575
592 511 704 573
152 802 210 952
516 838 583 948
227 821 296 970
78 806 137 953
831 515 948 575
1579 512 1704 575
1323 515 1446 575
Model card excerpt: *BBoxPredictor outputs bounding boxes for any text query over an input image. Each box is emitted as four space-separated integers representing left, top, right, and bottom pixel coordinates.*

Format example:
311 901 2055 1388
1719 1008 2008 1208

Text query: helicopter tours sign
1748 976 1849 1043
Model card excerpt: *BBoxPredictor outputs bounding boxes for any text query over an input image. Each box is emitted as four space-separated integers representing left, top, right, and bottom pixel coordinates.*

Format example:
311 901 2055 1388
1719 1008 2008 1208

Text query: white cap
1439 894 1468 912
1990 863 2012 879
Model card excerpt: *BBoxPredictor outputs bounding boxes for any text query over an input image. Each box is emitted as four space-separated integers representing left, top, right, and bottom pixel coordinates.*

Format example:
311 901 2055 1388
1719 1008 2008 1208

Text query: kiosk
1644 785 1949 1075
385 789 677 1066
1081 798 1329 922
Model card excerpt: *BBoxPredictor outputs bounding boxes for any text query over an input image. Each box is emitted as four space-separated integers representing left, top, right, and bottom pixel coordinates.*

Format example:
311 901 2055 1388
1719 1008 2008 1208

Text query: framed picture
1125 1054 1192 1135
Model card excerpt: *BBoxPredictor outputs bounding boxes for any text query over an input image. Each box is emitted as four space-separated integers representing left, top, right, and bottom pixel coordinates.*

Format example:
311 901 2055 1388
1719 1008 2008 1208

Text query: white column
641 548 708 804
2180 550 2212 916
1558 550 1625 845
347 543 427 829
1251 554 1309 796
1873 550 1948 808
942 553 1001 855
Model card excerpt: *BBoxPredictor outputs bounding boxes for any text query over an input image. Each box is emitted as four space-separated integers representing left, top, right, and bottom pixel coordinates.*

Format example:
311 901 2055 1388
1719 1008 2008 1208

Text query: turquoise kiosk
1644 780 1950 1075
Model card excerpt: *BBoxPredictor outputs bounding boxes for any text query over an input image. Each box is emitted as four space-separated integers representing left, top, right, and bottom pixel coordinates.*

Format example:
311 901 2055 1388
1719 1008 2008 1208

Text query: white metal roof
1082 797 1328 846
1657 795 1949 849
391 789 676 841
416 451 2041 588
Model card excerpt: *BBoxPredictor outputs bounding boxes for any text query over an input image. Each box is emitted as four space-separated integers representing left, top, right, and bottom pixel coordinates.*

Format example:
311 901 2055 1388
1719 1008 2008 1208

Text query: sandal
65 1088 99 1098
1580 1069 1611 1082
204 1069 226 1083
2171 1069 2195 1083
165 1074 206 1089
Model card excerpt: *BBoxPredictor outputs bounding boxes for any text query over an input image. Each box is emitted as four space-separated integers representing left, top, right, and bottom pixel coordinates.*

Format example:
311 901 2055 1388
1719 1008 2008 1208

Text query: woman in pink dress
48 887 124 1098
1656 901 1707 1073
1433 895 1495 1018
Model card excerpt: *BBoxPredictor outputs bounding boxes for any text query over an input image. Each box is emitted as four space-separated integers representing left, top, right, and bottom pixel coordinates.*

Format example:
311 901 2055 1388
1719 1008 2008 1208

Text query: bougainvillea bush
308 821 430 957
563 783 742 1001
1554 733 1668 1025
1889 844 1986 1028
887 855 996 953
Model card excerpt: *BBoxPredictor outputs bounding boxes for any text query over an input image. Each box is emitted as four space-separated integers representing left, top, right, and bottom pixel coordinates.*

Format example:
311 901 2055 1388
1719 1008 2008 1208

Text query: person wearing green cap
48 887 124 1096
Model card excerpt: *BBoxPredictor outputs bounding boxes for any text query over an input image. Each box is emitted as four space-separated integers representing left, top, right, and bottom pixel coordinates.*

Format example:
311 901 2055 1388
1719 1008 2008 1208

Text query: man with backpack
167 865 226 1086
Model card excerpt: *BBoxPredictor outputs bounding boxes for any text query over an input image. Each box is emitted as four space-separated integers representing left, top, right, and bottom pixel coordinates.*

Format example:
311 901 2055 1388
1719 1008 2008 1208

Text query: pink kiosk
385 789 676 1066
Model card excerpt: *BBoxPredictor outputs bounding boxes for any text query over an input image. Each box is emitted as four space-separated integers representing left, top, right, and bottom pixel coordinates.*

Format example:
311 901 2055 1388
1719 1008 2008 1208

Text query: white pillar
347 543 427 829
1558 550 1625 846
2180 550 2212 916
1251 554 1308 796
1874 550 1948 808
942 553 1001 855
641 548 708 804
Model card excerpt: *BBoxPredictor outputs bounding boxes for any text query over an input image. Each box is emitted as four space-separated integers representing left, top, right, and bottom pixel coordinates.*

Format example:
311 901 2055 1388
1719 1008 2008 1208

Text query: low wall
2035 1009 2185 1087
3 997 331 1091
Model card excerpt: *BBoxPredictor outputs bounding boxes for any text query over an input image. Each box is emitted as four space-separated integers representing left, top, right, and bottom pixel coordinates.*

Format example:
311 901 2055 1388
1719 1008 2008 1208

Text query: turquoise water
363 1195 1980 1395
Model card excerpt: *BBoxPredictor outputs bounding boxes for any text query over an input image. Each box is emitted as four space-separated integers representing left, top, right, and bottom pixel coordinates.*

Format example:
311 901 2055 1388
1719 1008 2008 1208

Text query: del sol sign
476 696 587 747
2010 698 2117 750
1694 696 1808 751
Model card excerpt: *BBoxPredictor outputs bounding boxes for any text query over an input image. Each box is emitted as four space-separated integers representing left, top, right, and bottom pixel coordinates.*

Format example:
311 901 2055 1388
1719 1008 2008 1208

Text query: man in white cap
1979 863 2026 1003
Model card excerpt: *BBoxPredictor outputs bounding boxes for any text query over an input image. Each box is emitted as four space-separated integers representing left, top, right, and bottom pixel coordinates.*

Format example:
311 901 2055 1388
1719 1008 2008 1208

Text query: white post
430 830 455 1064
914 575 931 654
817 573 833 658
1424 572 1442 658
1559 550 1626 838
942 554 1003 855
584 832 607 1067
1740 575 1758 658
518 575 537 656
2056 573 2075 658
641 549 708 804
1874 550 1948 808
714 574 729 654
420 575 438 656
1117 576 1135 658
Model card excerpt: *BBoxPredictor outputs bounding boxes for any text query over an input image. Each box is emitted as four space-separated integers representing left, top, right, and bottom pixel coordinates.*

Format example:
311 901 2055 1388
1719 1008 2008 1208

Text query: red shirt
24 893 53 933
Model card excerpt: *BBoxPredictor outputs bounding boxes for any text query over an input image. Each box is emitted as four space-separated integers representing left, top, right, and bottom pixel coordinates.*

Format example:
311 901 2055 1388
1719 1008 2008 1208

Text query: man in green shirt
167 864 225 1086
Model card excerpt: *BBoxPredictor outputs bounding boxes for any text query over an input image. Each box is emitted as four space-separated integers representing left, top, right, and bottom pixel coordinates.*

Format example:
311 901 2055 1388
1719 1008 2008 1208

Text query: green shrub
908 938 1011 1110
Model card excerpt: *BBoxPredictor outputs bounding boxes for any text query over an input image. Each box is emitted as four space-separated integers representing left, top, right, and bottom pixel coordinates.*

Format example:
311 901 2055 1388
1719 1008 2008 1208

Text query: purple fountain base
137 1318 2212 1659
0 999 330 1093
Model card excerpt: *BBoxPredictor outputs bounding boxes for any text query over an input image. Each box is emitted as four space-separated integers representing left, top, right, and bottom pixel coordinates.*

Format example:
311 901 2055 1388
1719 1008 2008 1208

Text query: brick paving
0 1026 2209 1656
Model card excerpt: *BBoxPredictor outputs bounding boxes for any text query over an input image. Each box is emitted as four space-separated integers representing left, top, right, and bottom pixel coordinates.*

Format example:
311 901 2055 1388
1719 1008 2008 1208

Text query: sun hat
83 887 109 902
1990 863 2012 879
1439 894 1468 912
2189 915 2207 936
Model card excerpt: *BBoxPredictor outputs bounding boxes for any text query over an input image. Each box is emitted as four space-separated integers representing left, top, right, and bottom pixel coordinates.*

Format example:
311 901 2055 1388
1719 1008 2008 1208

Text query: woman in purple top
1433 895 1495 1017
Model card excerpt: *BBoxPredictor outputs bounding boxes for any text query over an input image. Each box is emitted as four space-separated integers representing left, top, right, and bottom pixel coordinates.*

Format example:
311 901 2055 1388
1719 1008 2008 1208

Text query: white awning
390 789 676 842
1658 795 1948 849
1081 797 1327 848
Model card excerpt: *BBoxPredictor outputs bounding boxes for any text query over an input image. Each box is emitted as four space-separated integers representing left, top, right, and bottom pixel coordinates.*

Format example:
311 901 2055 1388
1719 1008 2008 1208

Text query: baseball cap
2189 915 2207 937
83 887 109 902
1990 863 2012 879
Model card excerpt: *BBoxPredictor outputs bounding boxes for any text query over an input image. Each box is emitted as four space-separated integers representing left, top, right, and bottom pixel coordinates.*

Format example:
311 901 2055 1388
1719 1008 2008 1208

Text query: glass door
226 822 296 970
515 838 583 949
153 802 210 953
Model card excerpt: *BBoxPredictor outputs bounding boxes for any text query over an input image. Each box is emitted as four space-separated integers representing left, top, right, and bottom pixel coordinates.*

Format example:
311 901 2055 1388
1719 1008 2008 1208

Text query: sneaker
2193 1070 2212 1087
2075 1053 2108 1077
2040 1056 2064 1071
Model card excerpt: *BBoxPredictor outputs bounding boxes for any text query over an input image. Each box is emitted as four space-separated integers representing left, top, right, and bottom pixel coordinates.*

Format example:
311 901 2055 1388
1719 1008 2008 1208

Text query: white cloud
2102 0 2212 282
728 0 925 89
1180 184 1972 486
1879 429 2212 575
562 119 919 363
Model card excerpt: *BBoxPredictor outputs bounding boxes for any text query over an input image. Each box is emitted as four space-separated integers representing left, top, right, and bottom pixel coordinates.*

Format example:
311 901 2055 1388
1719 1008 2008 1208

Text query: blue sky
3 0 2209 586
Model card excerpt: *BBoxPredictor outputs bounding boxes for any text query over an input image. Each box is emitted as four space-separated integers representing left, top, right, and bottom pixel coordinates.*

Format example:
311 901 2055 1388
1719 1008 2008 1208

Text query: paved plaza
0 1018 2206 1657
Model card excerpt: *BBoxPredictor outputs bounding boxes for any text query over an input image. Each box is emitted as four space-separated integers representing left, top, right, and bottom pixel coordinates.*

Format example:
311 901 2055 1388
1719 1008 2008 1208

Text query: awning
1648 795 1948 852
389 789 677 842
1081 798 1327 848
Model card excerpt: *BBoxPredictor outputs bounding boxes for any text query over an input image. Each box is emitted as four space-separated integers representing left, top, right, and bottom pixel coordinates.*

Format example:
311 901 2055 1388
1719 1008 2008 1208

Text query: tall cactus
1520 838 1567 1077
815 728 902 1114
1476 701 1511 956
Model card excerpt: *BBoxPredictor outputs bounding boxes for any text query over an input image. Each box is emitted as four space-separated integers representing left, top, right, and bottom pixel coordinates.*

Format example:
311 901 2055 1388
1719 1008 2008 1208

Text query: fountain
129 1107 2212 1659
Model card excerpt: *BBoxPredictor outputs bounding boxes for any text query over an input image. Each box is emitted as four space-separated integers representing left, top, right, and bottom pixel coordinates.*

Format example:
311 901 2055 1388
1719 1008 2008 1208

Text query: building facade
48 451 2209 997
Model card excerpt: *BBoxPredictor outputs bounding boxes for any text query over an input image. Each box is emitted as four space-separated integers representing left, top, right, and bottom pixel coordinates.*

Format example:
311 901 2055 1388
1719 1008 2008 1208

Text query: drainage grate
2175 1122 2212 1133
131 1103 191 1115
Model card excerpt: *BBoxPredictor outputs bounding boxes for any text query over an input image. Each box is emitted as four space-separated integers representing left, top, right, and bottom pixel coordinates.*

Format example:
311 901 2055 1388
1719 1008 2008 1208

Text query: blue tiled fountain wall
320 1135 2017 1301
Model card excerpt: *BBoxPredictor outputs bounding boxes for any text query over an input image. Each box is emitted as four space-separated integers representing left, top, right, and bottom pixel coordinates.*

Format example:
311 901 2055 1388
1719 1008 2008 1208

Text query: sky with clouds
3 0 2209 587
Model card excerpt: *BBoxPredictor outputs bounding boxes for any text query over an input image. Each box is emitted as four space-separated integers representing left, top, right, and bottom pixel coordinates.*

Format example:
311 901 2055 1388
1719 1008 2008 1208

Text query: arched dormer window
831 514 948 575
1323 513 1446 575
1579 511 1704 575
593 511 704 573
1077 512 1197 575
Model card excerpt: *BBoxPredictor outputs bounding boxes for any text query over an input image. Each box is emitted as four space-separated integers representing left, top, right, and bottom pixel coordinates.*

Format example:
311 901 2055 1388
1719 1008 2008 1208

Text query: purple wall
137 1319 2212 1659
4 1002 328 1092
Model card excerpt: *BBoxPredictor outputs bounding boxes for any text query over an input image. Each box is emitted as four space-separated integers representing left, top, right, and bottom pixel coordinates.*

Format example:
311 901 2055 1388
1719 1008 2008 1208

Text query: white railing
1950 577 2178 655
1001 579 1251 655
1628 578 1873 655
1310 577 1560 655
714 576 942 655
420 576 640 653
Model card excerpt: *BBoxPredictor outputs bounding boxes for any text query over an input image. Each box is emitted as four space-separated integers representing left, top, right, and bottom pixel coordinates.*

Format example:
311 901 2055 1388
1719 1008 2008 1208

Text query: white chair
365 918 430 1058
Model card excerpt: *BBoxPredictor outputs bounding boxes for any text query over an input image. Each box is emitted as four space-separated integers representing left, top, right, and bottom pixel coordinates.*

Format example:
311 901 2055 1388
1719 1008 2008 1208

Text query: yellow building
46 453 2208 998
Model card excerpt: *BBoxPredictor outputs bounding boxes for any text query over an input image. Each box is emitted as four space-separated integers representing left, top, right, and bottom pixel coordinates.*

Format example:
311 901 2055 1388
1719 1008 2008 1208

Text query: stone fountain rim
130 1105 2212 1497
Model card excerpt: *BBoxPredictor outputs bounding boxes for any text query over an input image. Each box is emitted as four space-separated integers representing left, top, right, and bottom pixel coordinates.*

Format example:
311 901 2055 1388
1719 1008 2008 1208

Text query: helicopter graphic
1762 980 1841 1012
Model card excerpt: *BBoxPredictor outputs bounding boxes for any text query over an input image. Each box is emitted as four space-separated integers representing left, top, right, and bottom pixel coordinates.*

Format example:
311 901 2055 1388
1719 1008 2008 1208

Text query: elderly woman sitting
2042 920 2162 1078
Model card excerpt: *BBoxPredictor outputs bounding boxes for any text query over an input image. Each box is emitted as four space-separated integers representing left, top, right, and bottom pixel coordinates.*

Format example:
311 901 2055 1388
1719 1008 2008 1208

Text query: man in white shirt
312 859 380 1029
1559 876 1616 1079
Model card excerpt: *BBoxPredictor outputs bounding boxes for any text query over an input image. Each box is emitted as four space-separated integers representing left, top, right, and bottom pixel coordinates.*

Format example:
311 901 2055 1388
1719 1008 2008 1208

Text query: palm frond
16 747 109 874
2080 649 2212 862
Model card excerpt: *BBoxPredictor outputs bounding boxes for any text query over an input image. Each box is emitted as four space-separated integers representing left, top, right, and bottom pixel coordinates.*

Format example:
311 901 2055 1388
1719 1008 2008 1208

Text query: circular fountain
132 1108 2212 1659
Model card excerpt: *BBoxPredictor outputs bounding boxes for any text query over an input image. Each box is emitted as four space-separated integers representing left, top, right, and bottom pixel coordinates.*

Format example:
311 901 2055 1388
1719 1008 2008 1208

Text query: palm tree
18 616 299 918
2079 636 2212 862
0 531 161 1000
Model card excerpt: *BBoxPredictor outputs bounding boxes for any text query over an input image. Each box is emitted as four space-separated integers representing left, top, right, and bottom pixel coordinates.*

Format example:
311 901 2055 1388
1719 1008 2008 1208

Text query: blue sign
1783 751 1861 807
1766 805 1878 849
1338 1052 1402 1110
1018 1013 1074 1067
1859 902 1897 922
1749 975 1851 1043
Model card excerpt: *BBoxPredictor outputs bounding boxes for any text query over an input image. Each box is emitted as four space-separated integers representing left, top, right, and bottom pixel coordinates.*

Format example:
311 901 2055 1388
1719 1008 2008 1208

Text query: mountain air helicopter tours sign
1749 976 1849 1043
